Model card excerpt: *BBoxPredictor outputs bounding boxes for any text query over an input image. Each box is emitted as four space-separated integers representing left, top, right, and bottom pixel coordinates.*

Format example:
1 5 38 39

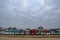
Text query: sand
0 35 60 40
0 37 60 40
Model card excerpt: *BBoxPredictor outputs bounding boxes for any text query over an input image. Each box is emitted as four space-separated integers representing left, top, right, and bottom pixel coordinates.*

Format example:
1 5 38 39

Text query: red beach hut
30 29 36 35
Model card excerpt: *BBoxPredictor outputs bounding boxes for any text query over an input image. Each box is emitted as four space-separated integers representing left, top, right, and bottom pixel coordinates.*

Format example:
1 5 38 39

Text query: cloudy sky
0 0 60 29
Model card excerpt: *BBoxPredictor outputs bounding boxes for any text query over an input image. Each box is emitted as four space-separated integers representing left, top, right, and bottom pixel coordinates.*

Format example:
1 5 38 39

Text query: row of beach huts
0 26 60 35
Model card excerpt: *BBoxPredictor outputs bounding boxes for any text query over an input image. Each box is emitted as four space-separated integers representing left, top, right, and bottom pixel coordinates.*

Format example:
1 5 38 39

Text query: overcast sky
0 0 60 29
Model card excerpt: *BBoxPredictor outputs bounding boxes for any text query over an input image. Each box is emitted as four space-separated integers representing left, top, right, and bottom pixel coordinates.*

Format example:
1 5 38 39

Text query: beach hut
4 27 19 35
0 27 4 34
9 28 15 35
0 27 3 31
40 29 47 35
46 29 51 35
25 28 30 35
14 29 19 35
19 29 25 35
30 29 36 35
35 29 41 35
4 28 10 34
50 29 57 35
9 27 19 35
55 28 60 35
11 27 19 35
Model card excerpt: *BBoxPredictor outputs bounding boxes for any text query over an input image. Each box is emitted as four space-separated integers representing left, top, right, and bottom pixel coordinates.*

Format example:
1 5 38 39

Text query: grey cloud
0 0 60 29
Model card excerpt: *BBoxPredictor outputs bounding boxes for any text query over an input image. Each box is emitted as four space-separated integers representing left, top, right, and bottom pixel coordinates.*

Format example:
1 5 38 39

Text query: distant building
38 26 44 30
